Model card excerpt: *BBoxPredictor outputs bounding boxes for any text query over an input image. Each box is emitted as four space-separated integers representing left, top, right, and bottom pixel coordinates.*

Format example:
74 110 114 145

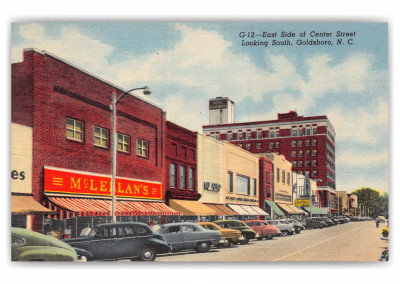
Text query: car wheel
256 236 263 241
240 237 249 244
281 231 288 237
223 239 232 248
296 229 301 234
137 247 156 261
266 235 273 240
196 242 210 253
289 231 295 235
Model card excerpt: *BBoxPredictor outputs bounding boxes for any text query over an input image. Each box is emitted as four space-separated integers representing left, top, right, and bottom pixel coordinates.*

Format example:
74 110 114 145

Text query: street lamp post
110 86 151 223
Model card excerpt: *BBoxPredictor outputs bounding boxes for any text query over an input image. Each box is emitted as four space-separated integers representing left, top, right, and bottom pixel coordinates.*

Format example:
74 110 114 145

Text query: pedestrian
151 220 161 232
80 224 91 236
375 217 380 228
63 226 72 238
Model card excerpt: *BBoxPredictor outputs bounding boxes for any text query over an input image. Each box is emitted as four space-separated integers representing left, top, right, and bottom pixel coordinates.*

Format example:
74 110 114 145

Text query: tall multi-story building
203 97 336 212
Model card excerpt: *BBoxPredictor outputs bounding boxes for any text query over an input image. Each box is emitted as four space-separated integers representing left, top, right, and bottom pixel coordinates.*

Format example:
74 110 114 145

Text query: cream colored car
198 222 244 247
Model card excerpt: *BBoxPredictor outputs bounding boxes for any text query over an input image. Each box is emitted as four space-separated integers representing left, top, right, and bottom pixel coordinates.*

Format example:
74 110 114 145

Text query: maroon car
243 220 280 240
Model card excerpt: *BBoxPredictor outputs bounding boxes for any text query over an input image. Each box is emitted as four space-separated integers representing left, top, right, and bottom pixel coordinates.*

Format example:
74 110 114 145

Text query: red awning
46 197 181 218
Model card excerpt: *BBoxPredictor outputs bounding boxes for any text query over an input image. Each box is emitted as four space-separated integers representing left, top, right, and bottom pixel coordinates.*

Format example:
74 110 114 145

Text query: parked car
268 220 295 236
214 220 256 244
321 217 335 226
158 222 224 252
381 226 389 238
62 222 171 261
198 221 244 247
243 220 280 240
12 227 78 261
284 219 306 233
333 216 346 224
379 248 389 261
304 217 328 229
328 217 339 225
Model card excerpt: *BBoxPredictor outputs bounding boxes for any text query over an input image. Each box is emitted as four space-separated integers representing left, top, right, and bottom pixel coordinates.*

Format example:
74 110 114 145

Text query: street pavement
155 220 388 262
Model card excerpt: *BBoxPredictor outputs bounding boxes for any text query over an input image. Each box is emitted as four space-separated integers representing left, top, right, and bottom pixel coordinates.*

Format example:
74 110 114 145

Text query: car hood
62 236 92 244
220 228 241 234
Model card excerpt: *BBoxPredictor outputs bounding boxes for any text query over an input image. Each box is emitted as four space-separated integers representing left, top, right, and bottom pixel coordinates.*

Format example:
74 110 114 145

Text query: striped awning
46 197 181 218
226 204 249 215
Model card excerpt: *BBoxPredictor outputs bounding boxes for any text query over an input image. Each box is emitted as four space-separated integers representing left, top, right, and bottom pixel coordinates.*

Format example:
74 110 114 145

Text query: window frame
169 163 177 188
93 126 109 149
66 117 84 143
179 165 186 189
117 133 130 153
136 139 149 158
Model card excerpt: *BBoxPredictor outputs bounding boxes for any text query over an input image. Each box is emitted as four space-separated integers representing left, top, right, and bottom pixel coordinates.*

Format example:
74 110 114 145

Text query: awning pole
75 217 78 238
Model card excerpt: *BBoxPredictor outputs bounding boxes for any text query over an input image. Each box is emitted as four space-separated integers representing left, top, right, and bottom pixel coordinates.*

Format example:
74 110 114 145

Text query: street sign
295 199 310 207
304 172 310 195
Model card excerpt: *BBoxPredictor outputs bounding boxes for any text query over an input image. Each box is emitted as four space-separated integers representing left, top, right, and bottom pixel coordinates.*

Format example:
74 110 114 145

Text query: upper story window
276 130 280 137
170 163 176 188
227 133 232 141
298 140 303 147
305 140 310 146
246 132 252 140
291 140 297 147
312 139 318 146
275 141 280 148
93 126 108 148
287 173 290 186
136 140 148 157
189 167 195 190
117 133 130 153
313 149 318 156
299 150 303 157
66 118 83 142
282 170 286 184
276 168 280 183
269 142 274 149
292 129 297 136
305 128 311 135
313 128 317 135
256 143 261 149
257 131 262 139
246 143 251 150
270 131 275 138
292 150 297 157
292 161 297 167
227 172 233 193
179 165 186 189
253 178 257 196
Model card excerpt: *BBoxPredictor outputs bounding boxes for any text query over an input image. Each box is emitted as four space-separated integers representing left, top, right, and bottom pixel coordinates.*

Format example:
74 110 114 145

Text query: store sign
203 182 221 192
44 167 162 199
294 199 310 207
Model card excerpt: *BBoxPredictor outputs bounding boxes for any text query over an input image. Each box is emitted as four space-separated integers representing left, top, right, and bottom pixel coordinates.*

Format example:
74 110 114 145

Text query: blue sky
11 22 389 194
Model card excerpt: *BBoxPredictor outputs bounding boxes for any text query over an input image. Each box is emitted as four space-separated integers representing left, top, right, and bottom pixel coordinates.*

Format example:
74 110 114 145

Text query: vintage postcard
10 22 389 262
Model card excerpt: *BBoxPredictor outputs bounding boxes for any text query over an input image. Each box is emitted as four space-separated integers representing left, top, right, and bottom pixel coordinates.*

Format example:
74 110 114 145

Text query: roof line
23 48 164 111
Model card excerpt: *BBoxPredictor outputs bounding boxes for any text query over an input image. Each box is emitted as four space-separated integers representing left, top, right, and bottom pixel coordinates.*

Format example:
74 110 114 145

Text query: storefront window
227 172 233 193
236 175 250 195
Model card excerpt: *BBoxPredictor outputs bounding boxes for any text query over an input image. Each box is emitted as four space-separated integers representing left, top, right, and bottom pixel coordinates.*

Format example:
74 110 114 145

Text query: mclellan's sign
44 167 162 199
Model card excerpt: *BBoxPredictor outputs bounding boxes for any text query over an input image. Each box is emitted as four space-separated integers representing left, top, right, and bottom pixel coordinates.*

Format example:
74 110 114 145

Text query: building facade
203 97 336 211
12 49 178 235
164 121 200 213
197 134 268 219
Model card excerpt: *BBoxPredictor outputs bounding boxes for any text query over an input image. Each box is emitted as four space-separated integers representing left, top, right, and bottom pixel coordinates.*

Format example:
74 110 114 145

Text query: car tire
256 236 263 241
137 247 156 261
289 231 294 235
281 231 288 237
240 237 249 244
266 235 273 240
223 239 232 248
196 242 210 253
296 229 301 234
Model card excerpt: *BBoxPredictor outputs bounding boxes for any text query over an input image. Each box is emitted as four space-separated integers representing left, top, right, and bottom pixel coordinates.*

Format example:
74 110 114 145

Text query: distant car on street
158 222 224 252
12 227 78 261
243 220 280 240
62 222 171 261
213 220 257 244
321 217 335 226
197 221 244 247
284 219 306 233
333 216 346 224
304 217 328 229
268 220 295 236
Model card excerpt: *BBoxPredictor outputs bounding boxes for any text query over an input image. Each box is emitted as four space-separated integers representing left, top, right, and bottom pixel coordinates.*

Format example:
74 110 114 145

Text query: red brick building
12 49 179 234
258 157 274 212
203 100 336 210
165 121 200 204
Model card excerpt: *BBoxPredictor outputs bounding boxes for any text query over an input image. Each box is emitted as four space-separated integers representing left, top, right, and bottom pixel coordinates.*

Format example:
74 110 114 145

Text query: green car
11 227 78 261
213 220 257 244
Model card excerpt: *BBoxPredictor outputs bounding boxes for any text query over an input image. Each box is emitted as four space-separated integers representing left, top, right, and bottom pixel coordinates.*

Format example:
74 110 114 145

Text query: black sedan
62 222 171 261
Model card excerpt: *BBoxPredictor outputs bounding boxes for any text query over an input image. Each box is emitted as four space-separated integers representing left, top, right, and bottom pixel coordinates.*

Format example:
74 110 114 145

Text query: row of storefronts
11 49 338 238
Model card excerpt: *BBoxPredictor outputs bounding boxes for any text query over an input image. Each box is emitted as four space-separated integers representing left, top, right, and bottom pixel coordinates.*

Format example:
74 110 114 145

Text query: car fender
72 247 93 260
143 238 171 253
16 247 77 261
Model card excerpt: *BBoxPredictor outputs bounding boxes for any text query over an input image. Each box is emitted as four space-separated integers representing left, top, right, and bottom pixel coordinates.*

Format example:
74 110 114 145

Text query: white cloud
336 173 389 194
337 150 389 167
